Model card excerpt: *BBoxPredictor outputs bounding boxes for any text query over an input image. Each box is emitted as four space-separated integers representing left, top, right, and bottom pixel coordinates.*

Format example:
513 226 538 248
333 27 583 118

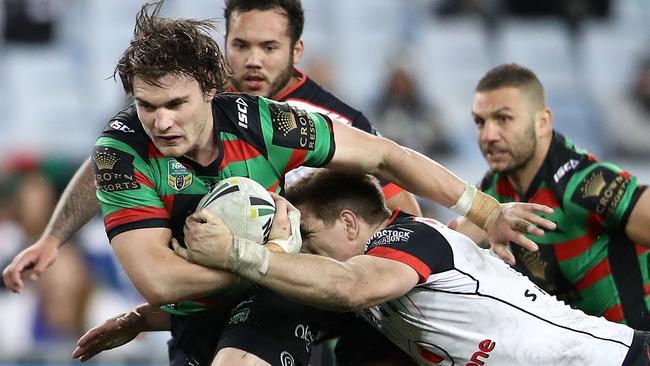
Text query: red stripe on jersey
602 303 625 323
135 171 154 189
367 246 431 284
382 183 404 200
636 245 648 255
529 188 559 208
419 346 444 363
284 148 308 173
160 194 175 214
620 171 631 179
554 231 596 261
644 283 650 296
104 206 169 232
269 180 281 193
575 258 611 291
219 140 262 169
148 143 165 159
496 178 519 201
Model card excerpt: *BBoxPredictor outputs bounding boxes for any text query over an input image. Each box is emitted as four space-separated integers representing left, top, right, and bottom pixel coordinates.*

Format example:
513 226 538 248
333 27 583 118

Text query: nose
153 108 174 131
479 120 500 143
244 47 263 68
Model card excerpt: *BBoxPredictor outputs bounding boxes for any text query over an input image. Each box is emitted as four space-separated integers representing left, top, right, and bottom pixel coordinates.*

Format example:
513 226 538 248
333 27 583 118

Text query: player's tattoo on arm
44 158 99 245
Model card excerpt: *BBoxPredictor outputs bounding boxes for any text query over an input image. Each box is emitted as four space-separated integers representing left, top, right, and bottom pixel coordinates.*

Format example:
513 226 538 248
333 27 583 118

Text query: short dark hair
286 170 391 226
115 1 230 96
224 0 304 46
476 63 546 108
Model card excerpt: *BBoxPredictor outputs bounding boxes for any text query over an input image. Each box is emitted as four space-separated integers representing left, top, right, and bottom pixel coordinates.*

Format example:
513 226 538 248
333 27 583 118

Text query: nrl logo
167 160 193 191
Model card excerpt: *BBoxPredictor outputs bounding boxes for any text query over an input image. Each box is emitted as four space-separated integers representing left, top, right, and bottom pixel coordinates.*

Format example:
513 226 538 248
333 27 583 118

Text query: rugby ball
196 177 275 244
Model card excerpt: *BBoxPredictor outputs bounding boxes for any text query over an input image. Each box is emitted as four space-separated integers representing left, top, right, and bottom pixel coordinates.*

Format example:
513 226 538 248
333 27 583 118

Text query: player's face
226 9 302 98
133 74 214 159
299 213 362 262
472 87 538 174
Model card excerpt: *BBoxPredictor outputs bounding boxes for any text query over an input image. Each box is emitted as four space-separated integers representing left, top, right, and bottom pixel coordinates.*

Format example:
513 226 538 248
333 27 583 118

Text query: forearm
44 158 99 245
113 230 240 306
257 252 360 312
135 255 240 306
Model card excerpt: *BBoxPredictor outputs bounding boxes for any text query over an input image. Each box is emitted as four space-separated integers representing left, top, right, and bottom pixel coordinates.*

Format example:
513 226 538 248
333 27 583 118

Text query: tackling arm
245 251 418 312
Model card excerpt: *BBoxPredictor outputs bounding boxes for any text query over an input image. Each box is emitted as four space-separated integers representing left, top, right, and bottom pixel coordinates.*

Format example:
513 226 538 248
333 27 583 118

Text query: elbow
138 283 177 307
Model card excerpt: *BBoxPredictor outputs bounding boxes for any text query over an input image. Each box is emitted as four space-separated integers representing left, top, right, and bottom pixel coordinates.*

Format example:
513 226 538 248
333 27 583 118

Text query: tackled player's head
287 170 390 227
472 64 552 175
286 170 391 261
224 0 305 98
115 1 230 97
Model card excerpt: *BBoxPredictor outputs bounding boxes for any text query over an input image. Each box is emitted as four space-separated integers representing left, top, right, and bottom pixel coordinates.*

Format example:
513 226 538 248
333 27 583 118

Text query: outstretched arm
2 157 98 292
327 121 555 263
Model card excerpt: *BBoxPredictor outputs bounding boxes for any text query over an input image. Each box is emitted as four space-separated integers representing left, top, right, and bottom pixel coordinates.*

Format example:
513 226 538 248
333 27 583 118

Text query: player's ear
292 38 304 65
536 107 553 137
204 88 217 103
340 210 358 241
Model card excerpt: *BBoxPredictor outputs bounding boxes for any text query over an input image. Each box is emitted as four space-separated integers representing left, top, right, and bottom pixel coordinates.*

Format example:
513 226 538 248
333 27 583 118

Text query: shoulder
98 104 150 160
366 215 454 274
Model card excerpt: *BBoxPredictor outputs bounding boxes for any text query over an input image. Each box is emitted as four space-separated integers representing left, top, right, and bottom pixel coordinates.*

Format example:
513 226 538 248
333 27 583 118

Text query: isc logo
236 97 248 129
109 120 134 133
466 339 495 366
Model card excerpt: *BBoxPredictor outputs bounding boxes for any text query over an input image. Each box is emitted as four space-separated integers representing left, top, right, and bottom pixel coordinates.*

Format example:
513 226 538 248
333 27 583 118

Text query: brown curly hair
115 1 230 96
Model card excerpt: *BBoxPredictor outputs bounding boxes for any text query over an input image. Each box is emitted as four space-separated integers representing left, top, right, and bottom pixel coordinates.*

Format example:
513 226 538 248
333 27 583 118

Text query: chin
157 145 187 158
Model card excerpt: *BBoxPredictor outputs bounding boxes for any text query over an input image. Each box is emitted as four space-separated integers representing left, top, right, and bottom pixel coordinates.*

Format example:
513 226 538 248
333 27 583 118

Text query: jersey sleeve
365 221 454 284
260 98 336 174
565 162 643 230
92 136 169 240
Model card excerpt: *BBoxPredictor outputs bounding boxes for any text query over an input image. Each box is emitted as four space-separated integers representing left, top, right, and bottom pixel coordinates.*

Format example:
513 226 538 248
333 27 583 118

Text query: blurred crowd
0 0 649 364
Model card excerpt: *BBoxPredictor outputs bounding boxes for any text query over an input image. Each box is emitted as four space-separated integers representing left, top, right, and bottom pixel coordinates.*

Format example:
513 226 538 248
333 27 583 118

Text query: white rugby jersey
361 211 635 366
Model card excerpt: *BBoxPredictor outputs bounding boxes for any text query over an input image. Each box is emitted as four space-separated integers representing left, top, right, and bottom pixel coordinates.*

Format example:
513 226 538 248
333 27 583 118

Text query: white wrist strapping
227 236 270 281
450 182 478 216
267 211 302 254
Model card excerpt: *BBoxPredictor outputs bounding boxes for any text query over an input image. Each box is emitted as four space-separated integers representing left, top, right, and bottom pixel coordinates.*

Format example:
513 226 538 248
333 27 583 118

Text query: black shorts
168 285 326 366
622 330 650 366
332 313 416 366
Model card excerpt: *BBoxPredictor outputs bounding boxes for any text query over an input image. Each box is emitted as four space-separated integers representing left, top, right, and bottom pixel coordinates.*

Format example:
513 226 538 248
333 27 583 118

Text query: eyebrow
231 37 280 46
472 107 513 118
134 96 189 108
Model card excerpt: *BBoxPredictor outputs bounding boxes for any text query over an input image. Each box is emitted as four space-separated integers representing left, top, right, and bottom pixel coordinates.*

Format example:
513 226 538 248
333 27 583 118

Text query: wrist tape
450 183 477 216
467 191 502 231
227 236 270 281
451 183 501 231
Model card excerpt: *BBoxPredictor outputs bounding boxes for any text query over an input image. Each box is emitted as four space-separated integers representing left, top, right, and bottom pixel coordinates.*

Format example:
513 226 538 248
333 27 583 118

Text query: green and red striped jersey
91 93 335 314
479 132 650 329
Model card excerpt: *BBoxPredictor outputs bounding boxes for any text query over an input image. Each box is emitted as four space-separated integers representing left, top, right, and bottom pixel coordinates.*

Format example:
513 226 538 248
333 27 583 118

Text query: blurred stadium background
0 0 648 365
